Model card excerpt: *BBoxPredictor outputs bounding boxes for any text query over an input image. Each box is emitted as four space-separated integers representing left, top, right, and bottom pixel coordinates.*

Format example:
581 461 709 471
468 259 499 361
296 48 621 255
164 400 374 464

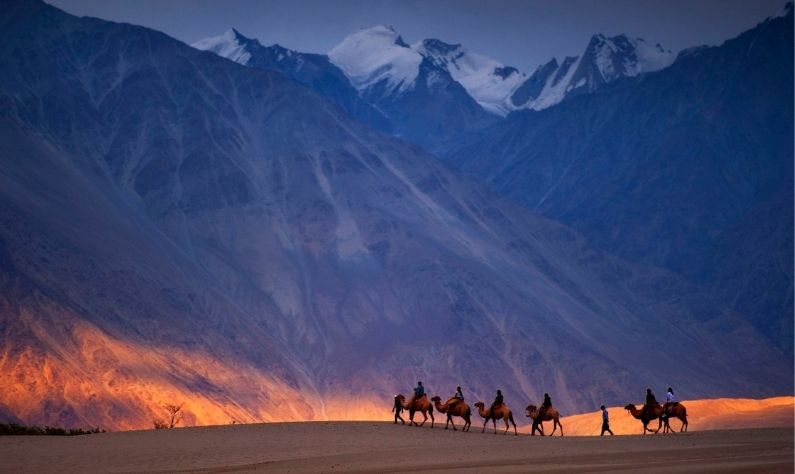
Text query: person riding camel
662 387 678 417
641 388 658 419
449 386 464 408
489 389 504 418
540 393 552 417
410 381 425 404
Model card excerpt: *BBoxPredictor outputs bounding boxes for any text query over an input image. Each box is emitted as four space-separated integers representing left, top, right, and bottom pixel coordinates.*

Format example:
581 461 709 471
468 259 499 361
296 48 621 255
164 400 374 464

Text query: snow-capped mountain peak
413 38 526 116
328 25 423 94
510 33 674 111
585 33 675 82
192 28 258 65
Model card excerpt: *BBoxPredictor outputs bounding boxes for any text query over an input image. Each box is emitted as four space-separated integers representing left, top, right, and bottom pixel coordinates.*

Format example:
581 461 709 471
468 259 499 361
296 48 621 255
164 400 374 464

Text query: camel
473 402 518 435
431 396 472 431
660 403 689 433
396 394 434 428
525 404 563 436
624 403 688 434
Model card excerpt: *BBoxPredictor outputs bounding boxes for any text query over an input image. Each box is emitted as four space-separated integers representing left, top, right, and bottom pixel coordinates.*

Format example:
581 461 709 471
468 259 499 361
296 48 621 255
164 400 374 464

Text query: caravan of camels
393 383 689 436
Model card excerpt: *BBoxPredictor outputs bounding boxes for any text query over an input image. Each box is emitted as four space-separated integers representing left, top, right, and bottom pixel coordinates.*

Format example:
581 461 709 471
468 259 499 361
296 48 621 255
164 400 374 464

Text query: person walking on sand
392 395 405 424
600 405 614 436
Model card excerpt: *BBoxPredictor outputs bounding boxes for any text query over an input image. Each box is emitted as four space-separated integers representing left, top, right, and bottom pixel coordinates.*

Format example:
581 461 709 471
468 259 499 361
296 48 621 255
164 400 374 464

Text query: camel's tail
429 403 433 415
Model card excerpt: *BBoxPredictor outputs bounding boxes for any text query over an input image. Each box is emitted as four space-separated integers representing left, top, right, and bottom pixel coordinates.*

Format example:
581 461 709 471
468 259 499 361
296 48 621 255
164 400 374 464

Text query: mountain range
195 25 677 152
0 0 792 431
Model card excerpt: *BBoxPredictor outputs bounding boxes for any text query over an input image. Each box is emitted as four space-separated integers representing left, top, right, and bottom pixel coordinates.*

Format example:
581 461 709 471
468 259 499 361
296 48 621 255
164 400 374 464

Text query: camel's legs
447 414 456 431
419 411 427 427
492 418 497 434
429 409 434 428
409 409 416 426
503 418 509 435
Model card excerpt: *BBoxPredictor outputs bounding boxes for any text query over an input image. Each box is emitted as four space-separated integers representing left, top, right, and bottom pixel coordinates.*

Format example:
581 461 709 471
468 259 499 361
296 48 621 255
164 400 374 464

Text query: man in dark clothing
538 393 552 416
600 405 613 436
392 395 405 424
449 386 464 408
489 389 504 417
413 381 425 400
642 388 657 419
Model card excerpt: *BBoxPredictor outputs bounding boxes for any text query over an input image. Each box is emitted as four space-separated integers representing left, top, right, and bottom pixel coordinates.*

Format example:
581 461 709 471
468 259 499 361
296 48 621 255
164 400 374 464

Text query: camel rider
540 393 552 416
413 381 425 402
663 387 678 417
489 390 504 417
449 386 464 408
642 388 658 419
392 395 405 425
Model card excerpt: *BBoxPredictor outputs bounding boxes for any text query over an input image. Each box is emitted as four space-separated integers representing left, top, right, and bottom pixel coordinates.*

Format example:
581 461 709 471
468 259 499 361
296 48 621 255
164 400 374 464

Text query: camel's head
474 402 485 409
525 404 537 417
623 404 635 411
430 396 441 403
395 394 405 402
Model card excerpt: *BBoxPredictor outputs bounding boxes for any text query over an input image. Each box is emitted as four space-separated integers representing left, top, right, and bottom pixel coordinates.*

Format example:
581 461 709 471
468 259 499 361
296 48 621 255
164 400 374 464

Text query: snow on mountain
193 28 393 133
328 25 422 96
192 28 253 64
413 39 526 116
511 34 675 111
328 25 495 153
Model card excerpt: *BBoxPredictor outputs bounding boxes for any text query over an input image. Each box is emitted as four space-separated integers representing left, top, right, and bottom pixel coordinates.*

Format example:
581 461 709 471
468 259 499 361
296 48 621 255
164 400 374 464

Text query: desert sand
2 422 793 473
560 396 795 435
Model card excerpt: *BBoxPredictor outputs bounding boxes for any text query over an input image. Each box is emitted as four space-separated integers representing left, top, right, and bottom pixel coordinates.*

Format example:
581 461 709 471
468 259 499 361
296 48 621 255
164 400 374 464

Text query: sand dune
1 422 792 473
558 396 795 436
2 397 792 472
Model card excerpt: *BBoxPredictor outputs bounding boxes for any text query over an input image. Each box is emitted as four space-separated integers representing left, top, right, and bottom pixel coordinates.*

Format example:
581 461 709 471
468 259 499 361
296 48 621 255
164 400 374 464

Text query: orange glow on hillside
1 313 791 432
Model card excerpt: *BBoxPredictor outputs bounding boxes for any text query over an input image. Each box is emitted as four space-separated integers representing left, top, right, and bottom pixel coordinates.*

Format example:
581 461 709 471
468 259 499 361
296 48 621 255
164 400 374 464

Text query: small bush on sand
153 403 184 429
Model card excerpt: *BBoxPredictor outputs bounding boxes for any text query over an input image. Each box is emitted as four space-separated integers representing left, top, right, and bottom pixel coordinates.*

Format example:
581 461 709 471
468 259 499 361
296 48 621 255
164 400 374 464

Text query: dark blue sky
48 0 786 72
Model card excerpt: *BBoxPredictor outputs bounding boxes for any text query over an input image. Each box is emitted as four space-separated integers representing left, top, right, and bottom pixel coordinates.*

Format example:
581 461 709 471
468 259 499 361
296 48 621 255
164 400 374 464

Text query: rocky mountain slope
450 4 794 352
